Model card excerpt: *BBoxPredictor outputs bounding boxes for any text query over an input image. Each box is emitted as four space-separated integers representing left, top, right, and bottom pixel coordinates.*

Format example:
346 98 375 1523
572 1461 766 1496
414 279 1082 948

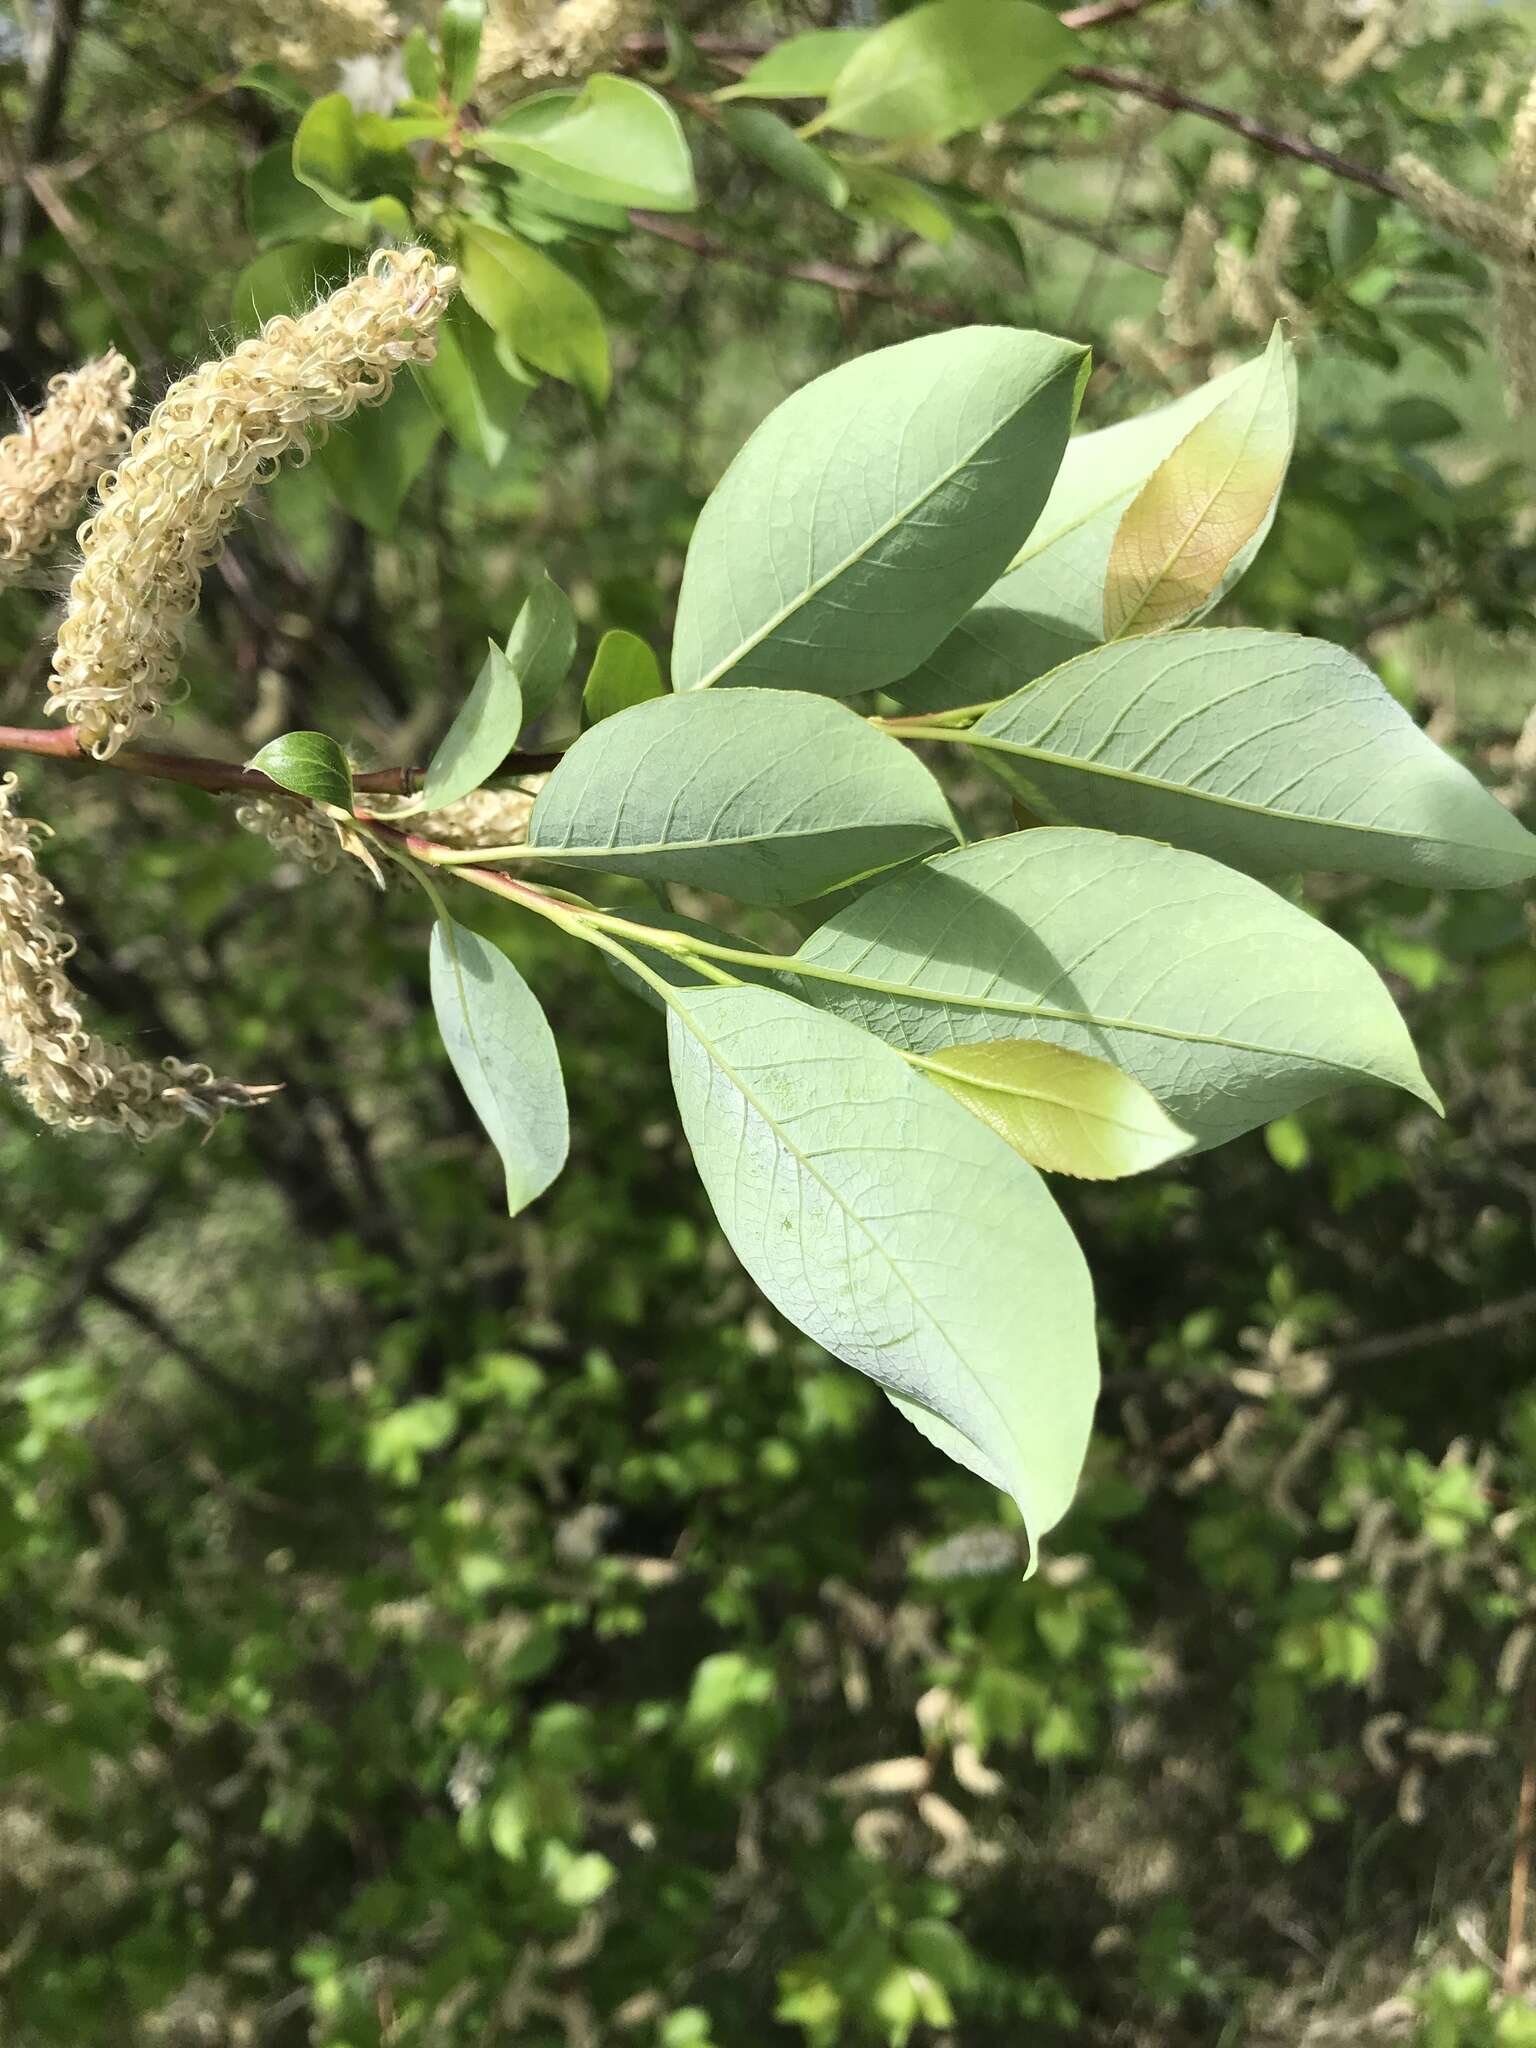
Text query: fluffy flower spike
0 775 276 1138
478 0 646 97
48 248 457 760
0 351 134 578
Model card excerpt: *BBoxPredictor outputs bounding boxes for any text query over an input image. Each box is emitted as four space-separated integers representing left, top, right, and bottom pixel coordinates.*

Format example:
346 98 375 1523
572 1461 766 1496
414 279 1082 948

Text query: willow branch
0 725 561 794
629 212 970 323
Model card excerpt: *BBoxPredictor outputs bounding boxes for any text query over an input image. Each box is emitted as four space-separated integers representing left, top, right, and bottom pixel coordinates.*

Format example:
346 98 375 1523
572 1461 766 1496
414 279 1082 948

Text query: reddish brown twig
629 212 970 324
1507 1719 1536 1996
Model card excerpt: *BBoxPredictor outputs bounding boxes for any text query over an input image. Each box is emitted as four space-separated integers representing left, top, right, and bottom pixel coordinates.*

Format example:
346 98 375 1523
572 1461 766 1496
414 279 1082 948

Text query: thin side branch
630 212 971 324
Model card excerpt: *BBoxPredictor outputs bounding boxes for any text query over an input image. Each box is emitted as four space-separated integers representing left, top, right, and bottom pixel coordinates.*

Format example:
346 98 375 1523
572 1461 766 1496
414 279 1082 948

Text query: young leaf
509 574 578 727
291 92 413 232
314 375 442 537
1103 326 1296 639
840 162 954 244
811 0 1078 143
963 629 1536 888
894 334 1296 713
582 630 665 726
249 731 355 810
666 983 1099 1551
401 24 443 98
440 0 485 104
792 829 1438 1148
526 688 958 904
470 76 696 213
920 1040 1192 1180
671 326 1089 697
414 300 531 467
457 220 611 405
420 642 525 811
429 918 569 1216
713 27 871 102
719 107 850 209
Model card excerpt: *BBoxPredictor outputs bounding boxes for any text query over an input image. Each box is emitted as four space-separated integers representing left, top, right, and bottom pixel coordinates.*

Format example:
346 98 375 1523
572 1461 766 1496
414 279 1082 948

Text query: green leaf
792 828 1438 1148
811 0 1078 143
414 300 531 467
962 629 1536 888
508 573 578 727
291 93 414 232
249 731 355 810
527 688 958 905
429 917 569 1216
582 629 665 726
839 162 954 244
457 220 611 404
402 25 443 98
922 1040 1192 1179
313 374 441 536
246 143 338 245
230 241 352 336
440 0 485 104
667 983 1098 1550
719 107 849 209
471 76 697 213
1103 326 1296 639
895 333 1295 713
713 27 871 102
671 326 1089 697
421 642 525 811
236 61 311 111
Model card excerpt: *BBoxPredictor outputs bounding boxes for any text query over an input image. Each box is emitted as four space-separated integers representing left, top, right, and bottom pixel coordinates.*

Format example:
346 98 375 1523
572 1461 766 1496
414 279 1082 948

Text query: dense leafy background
1 1 1535 2043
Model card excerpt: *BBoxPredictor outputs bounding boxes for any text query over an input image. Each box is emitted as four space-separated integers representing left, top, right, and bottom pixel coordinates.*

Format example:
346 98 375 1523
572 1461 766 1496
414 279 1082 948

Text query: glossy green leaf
963 629 1536 888
527 688 958 904
713 28 871 102
719 107 849 209
508 574 578 727
314 374 441 536
414 300 531 467
457 220 610 404
895 333 1295 713
440 0 485 104
671 326 1089 697
582 630 665 726
793 829 1438 1148
922 1039 1192 1179
420 642 524 811
667 983 1098 1550
429 917 569 1216
249 731 354 810
811 0 1078 143
471 76 697 213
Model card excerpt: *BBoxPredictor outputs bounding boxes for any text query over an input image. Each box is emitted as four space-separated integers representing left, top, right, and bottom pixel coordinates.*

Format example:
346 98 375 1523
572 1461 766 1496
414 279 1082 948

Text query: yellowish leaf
921 1039 1192 1180
1102 325 1295 640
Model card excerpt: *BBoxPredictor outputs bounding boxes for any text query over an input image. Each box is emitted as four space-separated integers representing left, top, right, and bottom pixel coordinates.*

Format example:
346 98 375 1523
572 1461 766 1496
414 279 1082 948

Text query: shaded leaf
720 107 849 209
582 630 665 725
440 0 485 103
509 574 578 727
421 641 525 810
414 299 531 467
458 220 611 404
314 374 441 536
429 917 569 1216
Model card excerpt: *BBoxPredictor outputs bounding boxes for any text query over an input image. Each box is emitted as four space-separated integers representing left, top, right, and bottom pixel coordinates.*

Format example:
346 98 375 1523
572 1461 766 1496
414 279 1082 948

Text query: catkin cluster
175 0 398 81
0 775 273 1137
1115 191 1305 382
0 352 134 579
1395 71 1536 411
477 0 646 98
47 248 457 761
370 781 548 851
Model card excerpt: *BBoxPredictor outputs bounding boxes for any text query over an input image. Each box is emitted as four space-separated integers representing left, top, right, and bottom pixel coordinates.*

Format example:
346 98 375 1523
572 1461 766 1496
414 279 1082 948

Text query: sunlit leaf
811 0 1078 143
921 1039 1191 1179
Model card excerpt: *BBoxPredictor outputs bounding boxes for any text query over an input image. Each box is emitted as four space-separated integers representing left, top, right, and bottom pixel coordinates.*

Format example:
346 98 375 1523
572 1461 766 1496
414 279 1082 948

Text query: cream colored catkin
0 351 134 578
370 780 549 851
47 248 457 760
221 0 397 80
477 0 646 97
0 775 273 1137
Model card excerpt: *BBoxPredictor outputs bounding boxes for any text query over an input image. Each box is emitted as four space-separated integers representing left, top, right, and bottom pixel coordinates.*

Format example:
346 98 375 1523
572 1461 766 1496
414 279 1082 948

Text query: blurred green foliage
1 1 1535 2043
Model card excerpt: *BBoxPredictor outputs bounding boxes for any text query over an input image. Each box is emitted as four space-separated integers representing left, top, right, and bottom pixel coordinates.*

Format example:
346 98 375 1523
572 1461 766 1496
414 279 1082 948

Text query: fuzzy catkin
235 793 351 873
0 352 134 577
47 248 457 761
212 0 397 80
373 780 548 850
0 775 272 1138
478 0 646 96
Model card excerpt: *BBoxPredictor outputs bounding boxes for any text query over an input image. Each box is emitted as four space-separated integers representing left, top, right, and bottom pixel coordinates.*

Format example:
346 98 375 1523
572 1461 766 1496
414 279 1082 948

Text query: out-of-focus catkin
478 0 646 97
371 780 548 851
0 352 134 578
227 0 397 80
0 775 274 1137
47 248 457 761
